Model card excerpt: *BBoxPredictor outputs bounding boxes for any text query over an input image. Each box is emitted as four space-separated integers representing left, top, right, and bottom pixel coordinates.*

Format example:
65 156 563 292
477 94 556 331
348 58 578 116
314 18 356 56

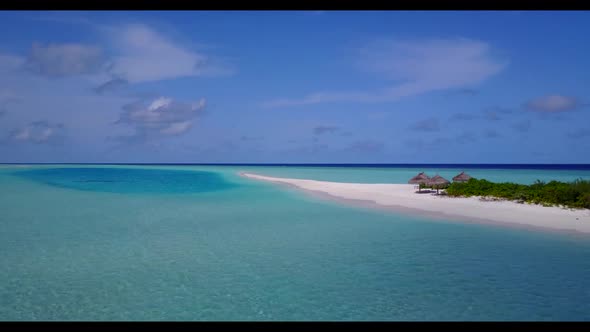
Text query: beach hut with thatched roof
428 174 450 194
452 171 472 183
408 172 430 192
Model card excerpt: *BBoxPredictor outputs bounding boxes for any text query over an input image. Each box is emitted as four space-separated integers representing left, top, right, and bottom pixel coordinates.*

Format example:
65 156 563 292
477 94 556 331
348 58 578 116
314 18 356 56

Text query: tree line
443 178 590 209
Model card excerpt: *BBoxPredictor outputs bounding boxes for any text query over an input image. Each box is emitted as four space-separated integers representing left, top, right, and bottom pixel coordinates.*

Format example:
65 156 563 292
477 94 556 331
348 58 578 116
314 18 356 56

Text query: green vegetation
444 178 590 209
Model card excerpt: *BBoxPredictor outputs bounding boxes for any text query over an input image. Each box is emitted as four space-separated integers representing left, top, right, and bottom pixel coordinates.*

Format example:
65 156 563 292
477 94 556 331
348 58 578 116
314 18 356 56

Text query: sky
0 10 589 163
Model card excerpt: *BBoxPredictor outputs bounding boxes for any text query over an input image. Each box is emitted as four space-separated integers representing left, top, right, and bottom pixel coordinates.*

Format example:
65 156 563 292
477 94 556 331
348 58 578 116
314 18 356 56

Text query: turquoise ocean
1 164 590 321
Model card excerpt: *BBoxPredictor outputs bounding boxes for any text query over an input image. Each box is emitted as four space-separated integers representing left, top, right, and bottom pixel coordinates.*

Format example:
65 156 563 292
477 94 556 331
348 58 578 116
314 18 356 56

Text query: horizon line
2 162 590 164
2 162 590 169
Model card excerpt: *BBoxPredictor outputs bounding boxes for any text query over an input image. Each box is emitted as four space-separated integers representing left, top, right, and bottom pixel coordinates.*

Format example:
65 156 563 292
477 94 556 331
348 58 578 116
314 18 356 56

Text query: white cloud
104 24 233 83
25 43 108 77
0 54 25 73
263 38 507 107
115 96 206 141
94 77 128 95
159 120 192 135
9 121 65 144
525 95 581 113
11 23 233 85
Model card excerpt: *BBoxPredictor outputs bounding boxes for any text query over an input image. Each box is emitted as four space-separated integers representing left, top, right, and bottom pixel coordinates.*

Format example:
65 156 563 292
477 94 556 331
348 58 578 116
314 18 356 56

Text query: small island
240 172 590 234
444 178 590 210
416 177 590 210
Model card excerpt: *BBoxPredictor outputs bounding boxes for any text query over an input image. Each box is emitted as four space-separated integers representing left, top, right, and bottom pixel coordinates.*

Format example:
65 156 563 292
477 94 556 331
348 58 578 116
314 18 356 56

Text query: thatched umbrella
428 174 450 194
452 171 472 183
408 172 430 192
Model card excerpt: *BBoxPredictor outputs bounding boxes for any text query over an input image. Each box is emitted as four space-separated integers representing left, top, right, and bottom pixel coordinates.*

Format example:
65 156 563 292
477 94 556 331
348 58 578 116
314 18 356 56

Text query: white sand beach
240 172 590 235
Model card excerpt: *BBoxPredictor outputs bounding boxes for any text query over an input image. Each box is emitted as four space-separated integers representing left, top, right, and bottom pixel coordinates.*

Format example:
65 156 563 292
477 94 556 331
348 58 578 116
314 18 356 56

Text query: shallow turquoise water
1 165 590 321
13 167 235 194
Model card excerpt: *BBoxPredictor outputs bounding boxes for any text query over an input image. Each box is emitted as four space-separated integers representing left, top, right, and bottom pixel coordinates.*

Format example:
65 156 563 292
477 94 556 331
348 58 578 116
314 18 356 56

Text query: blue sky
0 10 588 163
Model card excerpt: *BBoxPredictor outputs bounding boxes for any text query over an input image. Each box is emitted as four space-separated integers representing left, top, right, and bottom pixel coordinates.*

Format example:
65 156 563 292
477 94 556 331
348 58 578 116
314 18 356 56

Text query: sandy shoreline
239 172 590 235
